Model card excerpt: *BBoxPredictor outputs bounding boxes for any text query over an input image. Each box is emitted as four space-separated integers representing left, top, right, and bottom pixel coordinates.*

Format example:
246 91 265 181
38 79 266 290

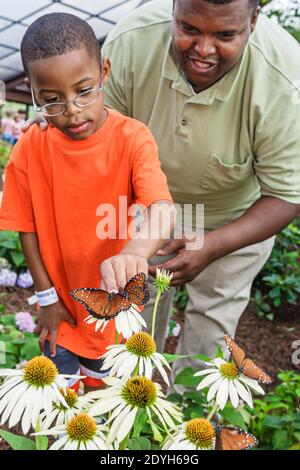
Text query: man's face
172 0 259 92
27 49 110 140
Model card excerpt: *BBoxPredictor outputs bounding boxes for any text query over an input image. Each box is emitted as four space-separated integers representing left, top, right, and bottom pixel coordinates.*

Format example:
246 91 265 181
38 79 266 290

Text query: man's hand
22 113 48 133
35 300 76 357
148 237 214 286
100 253 148 291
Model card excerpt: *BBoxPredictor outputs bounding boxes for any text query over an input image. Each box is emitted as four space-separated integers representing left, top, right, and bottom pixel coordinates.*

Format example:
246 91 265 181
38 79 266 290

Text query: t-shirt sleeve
253 81 300 205
0 143 36 232
102 36 132 117
130 123 172 208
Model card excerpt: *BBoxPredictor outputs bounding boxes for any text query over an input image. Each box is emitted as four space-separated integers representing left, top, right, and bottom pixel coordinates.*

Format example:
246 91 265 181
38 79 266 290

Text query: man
100 0 300 389
25 0 300 390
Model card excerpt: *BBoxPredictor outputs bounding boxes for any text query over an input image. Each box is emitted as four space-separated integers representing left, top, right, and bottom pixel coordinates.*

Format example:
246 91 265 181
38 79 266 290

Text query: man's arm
148 196 300 286
19 232 75 356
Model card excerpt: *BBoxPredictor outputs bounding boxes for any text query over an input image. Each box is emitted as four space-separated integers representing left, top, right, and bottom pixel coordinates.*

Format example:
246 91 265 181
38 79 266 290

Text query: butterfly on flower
215 425 258 450
70 272 150 320
224 334 272 384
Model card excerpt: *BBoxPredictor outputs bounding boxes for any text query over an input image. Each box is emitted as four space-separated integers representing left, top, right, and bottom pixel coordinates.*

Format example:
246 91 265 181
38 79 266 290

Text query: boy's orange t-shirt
0 109 172 358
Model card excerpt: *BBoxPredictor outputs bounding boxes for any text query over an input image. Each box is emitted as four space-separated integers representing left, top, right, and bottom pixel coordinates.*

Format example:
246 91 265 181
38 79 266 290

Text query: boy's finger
65 311 76 327
49 329 57 357
137 259 149 279
39 327 49 353
101 262 118 292
114 262 127 290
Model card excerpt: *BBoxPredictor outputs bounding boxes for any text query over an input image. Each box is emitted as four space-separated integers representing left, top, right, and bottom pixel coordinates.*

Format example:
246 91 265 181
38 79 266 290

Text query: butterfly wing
224 334 246 369
70 288 131 320
224 334 272 384
215 425 258 451
240 358 273 384
124 272 150 306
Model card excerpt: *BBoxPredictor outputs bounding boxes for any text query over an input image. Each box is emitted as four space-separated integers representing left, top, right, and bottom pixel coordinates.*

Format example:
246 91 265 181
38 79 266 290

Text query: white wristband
28 287 59 307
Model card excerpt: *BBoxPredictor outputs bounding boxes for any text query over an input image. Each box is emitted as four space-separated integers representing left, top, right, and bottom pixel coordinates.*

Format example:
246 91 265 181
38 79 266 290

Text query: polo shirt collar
161 36 249 104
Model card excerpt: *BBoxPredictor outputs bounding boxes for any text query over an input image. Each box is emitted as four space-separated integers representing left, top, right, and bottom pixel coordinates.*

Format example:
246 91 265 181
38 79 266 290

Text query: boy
0 13 173 391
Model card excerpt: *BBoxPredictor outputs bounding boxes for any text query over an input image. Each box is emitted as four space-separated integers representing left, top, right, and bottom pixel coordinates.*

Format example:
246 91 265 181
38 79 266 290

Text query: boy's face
27 49 110 140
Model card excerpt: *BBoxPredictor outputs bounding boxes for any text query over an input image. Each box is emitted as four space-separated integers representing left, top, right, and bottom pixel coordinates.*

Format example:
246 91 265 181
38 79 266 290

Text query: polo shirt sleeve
253 80 300 205
0 141 36 232
130 123 172 208
102 37 131 117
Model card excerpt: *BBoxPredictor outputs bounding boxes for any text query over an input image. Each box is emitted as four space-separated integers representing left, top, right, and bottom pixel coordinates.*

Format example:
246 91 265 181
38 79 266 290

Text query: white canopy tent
0 0 149 104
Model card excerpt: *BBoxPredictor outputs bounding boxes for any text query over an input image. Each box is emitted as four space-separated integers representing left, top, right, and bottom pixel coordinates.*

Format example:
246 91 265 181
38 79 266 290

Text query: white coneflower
100 332 171 385
151 268 173 339
195 358 265 409
163 418 216 450
153 268 173 292
0 356 82 434
40 387 93 430
33 413 109 450
84 304 147 340
87 376 182 444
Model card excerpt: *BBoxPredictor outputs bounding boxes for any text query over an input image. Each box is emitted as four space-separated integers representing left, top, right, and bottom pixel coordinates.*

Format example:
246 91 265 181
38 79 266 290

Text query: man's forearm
19 232 53 291
208 196 300 261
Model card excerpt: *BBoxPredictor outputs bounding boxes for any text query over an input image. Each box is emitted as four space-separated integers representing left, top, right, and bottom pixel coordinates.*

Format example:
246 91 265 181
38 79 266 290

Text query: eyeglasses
30 81 103 117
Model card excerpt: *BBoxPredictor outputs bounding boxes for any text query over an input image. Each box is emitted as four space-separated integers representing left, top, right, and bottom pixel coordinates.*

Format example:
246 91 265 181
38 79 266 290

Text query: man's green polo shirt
102 0 300 229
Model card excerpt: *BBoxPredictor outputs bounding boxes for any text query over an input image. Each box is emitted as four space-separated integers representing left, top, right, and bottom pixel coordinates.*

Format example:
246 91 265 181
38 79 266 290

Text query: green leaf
263 415 283 428
132 409 148 438
0 315 16 326
220 408 246 430
289 443 300 450
11 251 25 268
0 430 36 450
272 429 289 450
35 434 48 451
269 286 281 299
127 437 151 450
20 337 40 360
261 303 271 313
273 297 281 308
162 353 211 364
174 367 200 387
184 391 206 404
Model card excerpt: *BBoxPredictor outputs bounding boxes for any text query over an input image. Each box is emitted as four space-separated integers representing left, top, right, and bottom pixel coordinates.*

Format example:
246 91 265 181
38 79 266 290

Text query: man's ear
101 57 111 86
251 6 260 33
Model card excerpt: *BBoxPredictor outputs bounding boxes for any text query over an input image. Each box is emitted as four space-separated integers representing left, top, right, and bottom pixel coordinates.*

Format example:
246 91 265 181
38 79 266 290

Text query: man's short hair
21 13 101 75
174 0 259 12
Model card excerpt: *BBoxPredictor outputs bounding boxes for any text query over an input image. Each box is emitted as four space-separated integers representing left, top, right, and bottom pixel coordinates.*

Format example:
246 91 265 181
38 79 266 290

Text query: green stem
132 364 139 377
115 329 119 345
119 434 129 450
151 288 162 339
207 401 219 422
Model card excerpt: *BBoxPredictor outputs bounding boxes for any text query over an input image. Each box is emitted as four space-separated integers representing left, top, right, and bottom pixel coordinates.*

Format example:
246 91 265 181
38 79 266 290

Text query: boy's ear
24 77 31 89
101 57 111 86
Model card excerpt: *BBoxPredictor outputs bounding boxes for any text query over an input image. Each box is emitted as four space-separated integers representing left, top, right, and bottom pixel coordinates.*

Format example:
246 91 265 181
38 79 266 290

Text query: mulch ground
0 285 299 450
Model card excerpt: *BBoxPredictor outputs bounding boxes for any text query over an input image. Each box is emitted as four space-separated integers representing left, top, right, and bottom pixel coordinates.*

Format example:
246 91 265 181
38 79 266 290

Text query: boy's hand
35 300 76 357
100 254 148 292
22 113 48 133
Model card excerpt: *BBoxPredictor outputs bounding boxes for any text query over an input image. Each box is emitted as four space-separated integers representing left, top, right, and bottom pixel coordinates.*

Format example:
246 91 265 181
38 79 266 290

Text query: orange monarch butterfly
70 272 150 320
224 334 272 384
215 425 258 450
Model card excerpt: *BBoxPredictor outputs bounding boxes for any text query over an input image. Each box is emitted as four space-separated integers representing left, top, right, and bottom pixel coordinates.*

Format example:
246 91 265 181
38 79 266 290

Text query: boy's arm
100 200 175 291
20 232 76 357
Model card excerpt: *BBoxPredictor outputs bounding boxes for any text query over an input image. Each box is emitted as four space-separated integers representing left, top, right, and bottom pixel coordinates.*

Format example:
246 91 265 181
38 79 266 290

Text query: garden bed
0 285 299 450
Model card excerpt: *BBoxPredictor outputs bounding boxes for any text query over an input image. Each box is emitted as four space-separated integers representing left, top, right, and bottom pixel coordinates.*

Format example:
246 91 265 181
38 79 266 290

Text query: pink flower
15 312 36 333
17 270 34 288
